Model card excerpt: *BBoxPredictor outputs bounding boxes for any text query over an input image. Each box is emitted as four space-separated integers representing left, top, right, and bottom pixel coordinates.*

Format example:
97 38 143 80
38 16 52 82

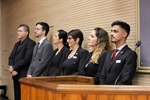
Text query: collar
38 37 46 46
116 44 126 51
19 37 28 44
115 44 126 55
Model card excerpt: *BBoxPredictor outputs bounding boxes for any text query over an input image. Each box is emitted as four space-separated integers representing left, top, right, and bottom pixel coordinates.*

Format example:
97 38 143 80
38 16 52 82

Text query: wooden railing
19 76 150 100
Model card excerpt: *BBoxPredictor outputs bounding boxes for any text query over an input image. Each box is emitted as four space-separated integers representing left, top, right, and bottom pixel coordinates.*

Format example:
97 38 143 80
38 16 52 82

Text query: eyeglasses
67 37 73 40
35 28 41 31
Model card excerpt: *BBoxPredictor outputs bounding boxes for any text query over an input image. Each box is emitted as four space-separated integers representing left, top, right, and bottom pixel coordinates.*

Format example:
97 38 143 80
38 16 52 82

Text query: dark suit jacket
60 47 89 75
8 37 36 79
42 46 70 76
79 51 108 84
100 45 137 85
27 38 53 76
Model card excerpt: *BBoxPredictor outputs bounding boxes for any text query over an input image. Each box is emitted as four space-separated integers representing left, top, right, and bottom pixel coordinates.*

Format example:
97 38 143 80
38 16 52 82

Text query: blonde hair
90 27 111 64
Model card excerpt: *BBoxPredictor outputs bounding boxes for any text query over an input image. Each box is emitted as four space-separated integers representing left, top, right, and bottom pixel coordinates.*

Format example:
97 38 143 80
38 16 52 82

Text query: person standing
100 21 137 85
8 24 36 100
43 30 70 76
27 22 53 77
78 27 111 84
60 29 89 75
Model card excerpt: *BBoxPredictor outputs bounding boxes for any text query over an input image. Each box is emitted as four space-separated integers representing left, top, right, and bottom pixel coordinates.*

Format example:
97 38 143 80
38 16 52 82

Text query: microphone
49 26 54 29
114 41 141 85
134 41 141 51
50 26 54 28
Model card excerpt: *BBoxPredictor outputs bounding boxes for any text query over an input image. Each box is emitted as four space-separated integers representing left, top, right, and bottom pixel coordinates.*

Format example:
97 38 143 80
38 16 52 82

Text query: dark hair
94 27 110 50
111 21 130 37
68 29 84 47
36 22 50 36
58 29 69 48
19 24 30 36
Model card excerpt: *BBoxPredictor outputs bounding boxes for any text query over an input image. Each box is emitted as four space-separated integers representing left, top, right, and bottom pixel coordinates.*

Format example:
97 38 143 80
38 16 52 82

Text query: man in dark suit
8 24 36 100
27 22 53 77
100 21 137 85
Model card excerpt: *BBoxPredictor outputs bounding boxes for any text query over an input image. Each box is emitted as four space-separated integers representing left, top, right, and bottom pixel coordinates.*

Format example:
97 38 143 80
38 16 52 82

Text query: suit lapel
50 50 58 63
114 50 125 61
14 42 20 57
108 45 128 71
33 38 47 57
68 47 81 72
74 47 82 59
51 46 67 63
38 38 47 49
16 38 29 53
56 46 65 56
107 52 113 71
33 43 39 57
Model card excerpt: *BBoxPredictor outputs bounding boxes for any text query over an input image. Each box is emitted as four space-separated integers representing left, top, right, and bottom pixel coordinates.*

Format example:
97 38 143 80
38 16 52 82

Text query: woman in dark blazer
60 29 89 75
43 30 70 76
78 27 111 84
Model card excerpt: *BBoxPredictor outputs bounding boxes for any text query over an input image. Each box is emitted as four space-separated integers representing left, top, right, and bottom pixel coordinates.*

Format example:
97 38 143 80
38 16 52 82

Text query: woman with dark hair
78 27 111 84
43 30 70 76
60 29 89 75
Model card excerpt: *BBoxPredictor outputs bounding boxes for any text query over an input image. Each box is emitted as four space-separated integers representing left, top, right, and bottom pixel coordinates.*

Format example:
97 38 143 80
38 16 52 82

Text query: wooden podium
19 76 150 100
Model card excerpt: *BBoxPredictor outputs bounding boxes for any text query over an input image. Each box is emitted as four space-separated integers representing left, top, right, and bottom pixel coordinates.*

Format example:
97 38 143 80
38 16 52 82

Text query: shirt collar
38 37 46 45
19 37 28 44
117 44 126 51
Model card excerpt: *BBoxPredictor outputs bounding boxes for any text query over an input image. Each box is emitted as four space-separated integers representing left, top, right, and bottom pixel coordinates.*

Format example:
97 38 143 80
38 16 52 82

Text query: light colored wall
1 0 14 99
0 0 1 84
1 0 148 100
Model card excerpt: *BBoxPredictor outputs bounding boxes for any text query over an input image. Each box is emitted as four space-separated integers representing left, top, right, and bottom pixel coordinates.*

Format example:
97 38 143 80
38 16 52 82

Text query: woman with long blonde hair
79 27 111 84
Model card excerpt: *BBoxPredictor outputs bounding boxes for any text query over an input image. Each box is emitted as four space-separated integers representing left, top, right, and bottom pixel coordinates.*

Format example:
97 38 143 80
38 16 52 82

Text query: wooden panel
133 72 150 85
1 0 138 51
32 76 94 84
53 94 150 100
20 76 150 100
21 84 29 100
21 85 55 100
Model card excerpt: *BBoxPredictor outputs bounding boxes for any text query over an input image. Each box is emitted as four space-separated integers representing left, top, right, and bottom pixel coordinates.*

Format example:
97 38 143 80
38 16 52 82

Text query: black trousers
13 76 21 100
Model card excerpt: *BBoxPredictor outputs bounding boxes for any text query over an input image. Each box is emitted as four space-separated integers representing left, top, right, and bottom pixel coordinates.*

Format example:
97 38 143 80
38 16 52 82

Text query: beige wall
0 0 1 85
0 0 149 100
0 0 12 99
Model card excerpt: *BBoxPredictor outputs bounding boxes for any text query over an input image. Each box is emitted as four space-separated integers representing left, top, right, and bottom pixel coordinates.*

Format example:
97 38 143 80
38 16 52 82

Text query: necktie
37 42 40 48
36 43 40 53
111 49 118 61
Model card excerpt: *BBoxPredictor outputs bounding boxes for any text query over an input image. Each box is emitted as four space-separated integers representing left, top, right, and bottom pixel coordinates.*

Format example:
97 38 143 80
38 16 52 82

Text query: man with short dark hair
100 21 137 85
27 22 53 77
8 24 36 100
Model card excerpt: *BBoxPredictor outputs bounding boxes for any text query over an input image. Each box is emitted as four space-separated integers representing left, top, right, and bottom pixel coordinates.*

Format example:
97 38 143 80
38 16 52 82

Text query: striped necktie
111 49 118 61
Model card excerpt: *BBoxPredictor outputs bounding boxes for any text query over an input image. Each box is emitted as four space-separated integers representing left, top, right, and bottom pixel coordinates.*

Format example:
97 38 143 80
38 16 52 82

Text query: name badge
116 60 121 63
73 56 77 59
